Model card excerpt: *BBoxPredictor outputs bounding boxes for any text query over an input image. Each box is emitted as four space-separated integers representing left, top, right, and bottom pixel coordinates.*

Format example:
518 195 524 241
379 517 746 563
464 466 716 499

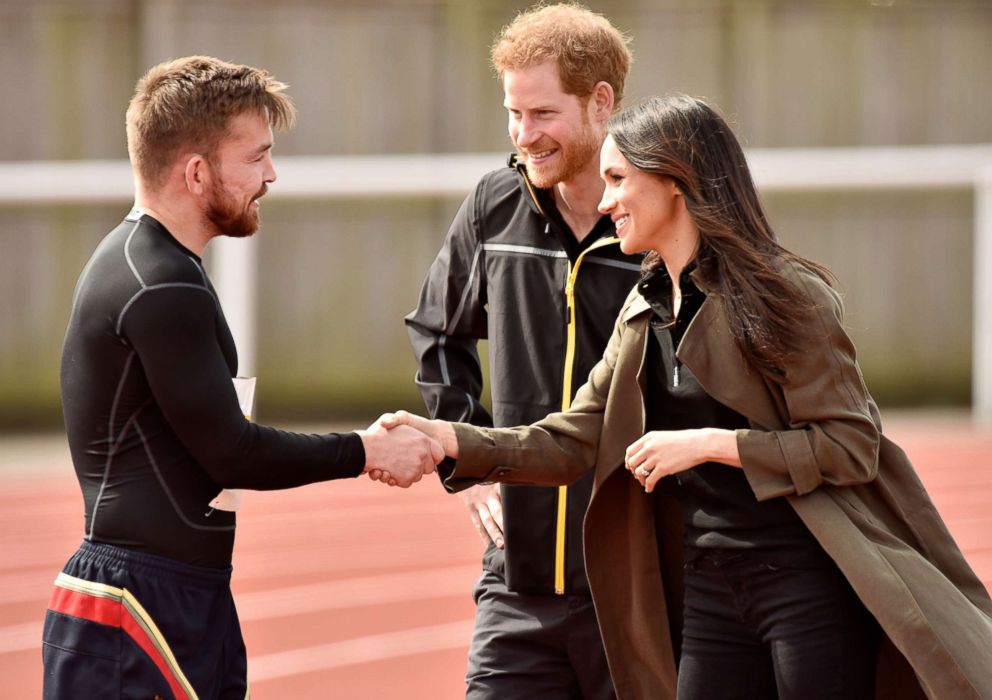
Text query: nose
514 115 540 149
263 152 277 184
597 188 615 215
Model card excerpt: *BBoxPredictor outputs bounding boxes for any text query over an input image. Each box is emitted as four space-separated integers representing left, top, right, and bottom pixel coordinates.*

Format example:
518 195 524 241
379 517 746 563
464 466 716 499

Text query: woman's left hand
626 428 741 492
625 430 705 492
624 429 707 493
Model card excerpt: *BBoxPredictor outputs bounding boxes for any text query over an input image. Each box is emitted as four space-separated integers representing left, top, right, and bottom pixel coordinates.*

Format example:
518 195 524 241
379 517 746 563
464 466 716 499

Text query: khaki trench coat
447 262 992 699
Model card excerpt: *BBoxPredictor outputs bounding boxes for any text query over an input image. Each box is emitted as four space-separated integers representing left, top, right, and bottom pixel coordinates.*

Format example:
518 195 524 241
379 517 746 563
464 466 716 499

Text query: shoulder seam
123 220 147 288
116 282 215 336
185 255 210 287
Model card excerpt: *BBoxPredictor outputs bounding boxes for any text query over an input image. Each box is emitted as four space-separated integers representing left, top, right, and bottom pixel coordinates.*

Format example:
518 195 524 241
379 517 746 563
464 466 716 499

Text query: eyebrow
503 102 557 111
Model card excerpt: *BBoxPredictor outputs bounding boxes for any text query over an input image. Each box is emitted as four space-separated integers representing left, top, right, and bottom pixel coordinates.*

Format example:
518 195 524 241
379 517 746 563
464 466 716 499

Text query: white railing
976 165 992 421
3 146 992 418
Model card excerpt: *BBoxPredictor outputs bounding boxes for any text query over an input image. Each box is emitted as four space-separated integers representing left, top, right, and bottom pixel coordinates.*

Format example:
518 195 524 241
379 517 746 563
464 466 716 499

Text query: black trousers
677 550 881 700
466 569 615 700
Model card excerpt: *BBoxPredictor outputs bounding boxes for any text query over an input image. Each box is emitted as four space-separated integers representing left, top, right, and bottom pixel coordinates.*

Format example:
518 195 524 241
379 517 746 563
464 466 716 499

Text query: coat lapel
595 300 651 491
619 279 782 432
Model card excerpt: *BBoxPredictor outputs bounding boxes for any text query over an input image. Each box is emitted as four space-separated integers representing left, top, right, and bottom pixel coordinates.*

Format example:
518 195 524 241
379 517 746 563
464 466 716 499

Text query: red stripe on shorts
48 585 192 700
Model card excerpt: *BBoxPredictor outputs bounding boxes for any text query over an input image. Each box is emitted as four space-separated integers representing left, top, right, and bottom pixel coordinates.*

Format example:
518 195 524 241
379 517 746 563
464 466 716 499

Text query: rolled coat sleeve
737 267 880 500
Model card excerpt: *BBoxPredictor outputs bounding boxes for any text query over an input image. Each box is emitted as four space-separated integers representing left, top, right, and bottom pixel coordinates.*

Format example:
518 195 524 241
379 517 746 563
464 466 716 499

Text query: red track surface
1 417 990 698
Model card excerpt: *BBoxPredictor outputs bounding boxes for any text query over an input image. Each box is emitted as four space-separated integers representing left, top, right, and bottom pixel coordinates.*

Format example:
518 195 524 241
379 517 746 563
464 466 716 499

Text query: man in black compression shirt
43 56 441 700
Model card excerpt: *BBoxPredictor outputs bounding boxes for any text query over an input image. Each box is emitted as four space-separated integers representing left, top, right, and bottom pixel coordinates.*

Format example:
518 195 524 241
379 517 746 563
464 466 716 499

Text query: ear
183 154 210 196
669 179 691 217
589 81 615 124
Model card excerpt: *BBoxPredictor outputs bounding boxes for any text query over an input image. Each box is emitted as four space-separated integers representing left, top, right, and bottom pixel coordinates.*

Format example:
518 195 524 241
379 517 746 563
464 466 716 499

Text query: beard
518 118 601 189
206 180 266 239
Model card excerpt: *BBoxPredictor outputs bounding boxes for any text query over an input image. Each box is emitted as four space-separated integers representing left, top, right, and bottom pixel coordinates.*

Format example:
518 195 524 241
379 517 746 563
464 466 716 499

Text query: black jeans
677 550 881 700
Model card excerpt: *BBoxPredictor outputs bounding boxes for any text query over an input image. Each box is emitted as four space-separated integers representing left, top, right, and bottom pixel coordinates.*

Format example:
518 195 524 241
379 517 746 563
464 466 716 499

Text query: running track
1 416 990 698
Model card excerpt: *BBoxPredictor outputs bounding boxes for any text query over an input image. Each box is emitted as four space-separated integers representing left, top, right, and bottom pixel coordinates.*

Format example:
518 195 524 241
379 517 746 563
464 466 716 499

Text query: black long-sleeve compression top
60 210 365 567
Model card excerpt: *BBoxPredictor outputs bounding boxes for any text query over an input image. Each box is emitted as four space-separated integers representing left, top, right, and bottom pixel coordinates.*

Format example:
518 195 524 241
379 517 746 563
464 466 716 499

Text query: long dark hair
608 95 834 382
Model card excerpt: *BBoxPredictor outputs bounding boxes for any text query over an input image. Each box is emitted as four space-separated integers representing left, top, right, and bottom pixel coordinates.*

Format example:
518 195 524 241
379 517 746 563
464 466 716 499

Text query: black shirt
60 210 365 568
640 265 827 566
534 186 615 263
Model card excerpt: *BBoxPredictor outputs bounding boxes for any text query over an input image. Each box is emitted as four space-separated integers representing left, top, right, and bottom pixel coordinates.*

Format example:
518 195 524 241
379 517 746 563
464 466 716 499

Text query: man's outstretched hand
380 411 459 458
363 412 460 486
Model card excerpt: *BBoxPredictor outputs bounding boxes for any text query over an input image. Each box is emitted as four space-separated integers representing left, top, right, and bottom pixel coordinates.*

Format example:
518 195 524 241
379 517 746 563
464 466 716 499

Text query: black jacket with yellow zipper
405 155 641 596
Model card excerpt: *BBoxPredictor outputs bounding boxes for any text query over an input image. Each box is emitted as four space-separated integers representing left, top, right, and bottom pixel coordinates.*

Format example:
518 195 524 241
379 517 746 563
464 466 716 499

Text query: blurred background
3 2 992 698
1 0 991 430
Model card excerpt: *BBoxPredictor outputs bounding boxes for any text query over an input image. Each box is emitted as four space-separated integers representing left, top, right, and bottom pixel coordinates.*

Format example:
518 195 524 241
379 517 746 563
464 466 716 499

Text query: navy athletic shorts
42 541 249 699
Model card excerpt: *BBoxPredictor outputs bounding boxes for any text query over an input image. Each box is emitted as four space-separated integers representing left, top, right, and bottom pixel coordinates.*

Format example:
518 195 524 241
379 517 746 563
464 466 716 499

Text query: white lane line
0 544 479 603
235 565 478 621
0 565 480 655
232 540 477 580
247 619 474 683
0 569 62 604
0 622 42 655
237 499 461 527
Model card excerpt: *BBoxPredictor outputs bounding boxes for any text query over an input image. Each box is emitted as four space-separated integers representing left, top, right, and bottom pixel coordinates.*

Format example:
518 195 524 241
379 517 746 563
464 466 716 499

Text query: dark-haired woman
383 95 992 699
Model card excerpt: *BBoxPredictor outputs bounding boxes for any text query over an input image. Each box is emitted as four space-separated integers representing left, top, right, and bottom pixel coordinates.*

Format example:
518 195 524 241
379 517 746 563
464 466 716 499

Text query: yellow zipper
554 236 621 594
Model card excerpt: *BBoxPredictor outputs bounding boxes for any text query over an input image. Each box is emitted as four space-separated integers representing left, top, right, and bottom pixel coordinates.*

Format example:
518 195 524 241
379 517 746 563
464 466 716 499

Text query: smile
527 147 558 163
614 215 629 231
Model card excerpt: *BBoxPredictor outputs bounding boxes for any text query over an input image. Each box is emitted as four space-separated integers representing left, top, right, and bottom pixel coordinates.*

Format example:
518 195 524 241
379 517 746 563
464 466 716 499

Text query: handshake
356 411 459 487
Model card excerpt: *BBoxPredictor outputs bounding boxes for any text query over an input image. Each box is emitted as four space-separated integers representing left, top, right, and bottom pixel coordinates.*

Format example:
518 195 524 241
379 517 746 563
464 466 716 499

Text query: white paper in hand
208 488 243 512
208 376 257 514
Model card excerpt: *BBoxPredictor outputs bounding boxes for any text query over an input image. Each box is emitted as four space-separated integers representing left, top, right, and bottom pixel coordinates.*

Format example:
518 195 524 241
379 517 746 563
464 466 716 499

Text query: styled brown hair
125 56 296 188
608 95 835 382
491 3 632 107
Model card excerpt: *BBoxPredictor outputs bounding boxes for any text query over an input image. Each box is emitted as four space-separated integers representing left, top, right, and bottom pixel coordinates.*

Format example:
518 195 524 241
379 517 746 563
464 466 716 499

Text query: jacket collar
621 292 651 323
688 264 716 294
508 153 547 218
621 260 718 324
